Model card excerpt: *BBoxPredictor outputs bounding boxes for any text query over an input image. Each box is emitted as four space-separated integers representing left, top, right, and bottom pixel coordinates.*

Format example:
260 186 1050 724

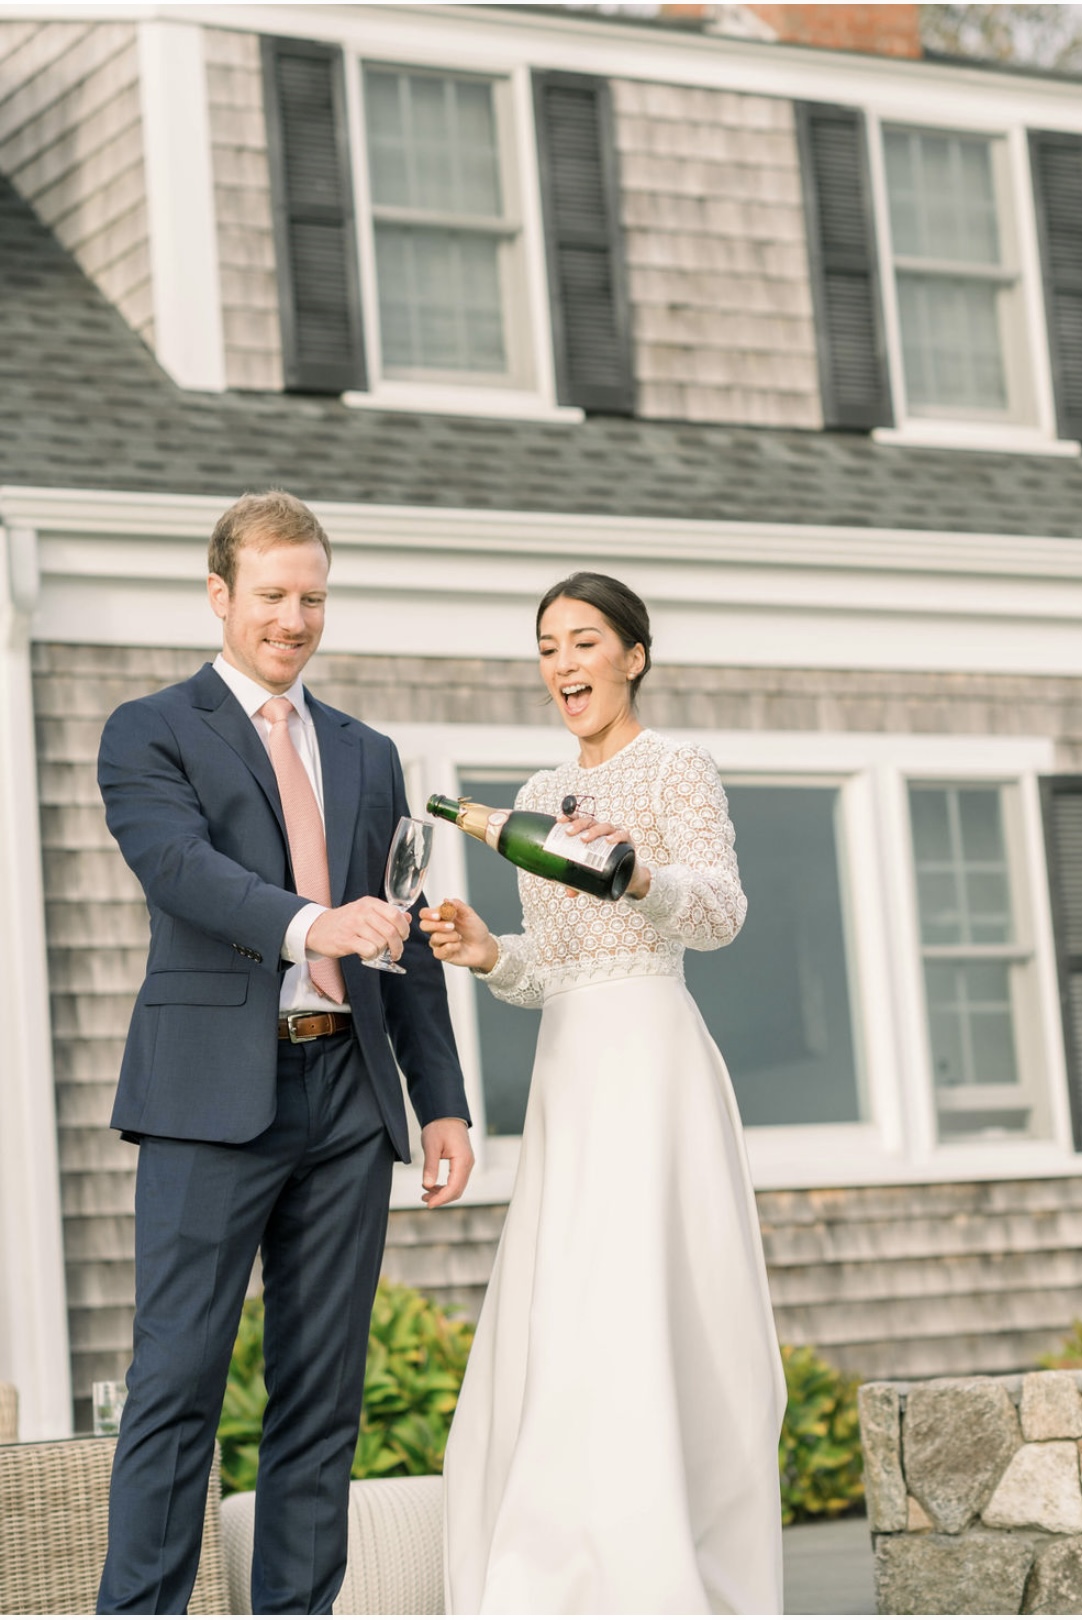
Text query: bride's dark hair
535 572 653 702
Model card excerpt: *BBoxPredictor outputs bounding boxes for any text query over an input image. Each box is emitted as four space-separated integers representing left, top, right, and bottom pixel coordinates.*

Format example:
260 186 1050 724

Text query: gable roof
3 173 1081 539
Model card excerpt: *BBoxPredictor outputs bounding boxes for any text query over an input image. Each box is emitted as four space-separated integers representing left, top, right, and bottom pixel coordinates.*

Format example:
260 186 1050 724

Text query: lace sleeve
471 930 545 1008
470 772 547 1008
625 744 747 951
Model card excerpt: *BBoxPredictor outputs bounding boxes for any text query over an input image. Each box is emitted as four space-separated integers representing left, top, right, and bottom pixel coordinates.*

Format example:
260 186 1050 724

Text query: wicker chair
220 1473 445 1615
0 1384 16 1443
0 1435 230 1615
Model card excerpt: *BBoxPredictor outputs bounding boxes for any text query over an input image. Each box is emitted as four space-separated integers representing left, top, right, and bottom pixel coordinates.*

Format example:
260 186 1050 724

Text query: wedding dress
443 730 786 1616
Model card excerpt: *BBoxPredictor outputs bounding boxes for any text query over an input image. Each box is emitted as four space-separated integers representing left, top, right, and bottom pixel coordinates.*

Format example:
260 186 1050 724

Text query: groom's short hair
209 490 332 591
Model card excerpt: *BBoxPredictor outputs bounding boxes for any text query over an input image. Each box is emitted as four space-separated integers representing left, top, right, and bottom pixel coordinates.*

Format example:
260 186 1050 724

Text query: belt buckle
284 1011 319 1044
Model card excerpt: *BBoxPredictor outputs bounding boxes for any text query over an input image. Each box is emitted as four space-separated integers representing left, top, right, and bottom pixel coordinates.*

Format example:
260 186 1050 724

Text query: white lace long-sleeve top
475 730 747 1008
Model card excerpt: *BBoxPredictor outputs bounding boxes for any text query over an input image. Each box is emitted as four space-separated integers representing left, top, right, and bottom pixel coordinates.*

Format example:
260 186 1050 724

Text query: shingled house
3 2 1082 1438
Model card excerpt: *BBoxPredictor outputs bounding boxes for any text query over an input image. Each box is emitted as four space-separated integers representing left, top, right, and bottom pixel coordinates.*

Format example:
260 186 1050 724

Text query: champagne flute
363 816 433 974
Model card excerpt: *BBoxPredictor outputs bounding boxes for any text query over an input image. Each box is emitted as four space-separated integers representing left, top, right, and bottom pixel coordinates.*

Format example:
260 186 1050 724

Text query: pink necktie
260 697 346 1004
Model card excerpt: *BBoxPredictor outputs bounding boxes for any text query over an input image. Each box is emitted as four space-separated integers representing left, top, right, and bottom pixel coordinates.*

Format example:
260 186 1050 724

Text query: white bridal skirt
444 972 786 1616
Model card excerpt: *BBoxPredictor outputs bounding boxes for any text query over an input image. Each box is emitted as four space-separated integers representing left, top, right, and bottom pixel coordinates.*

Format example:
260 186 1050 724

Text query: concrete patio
784 1514 875 1615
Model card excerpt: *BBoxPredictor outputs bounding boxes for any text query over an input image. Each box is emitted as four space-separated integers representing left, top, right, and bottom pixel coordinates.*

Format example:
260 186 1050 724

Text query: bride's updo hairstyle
535 572 653 703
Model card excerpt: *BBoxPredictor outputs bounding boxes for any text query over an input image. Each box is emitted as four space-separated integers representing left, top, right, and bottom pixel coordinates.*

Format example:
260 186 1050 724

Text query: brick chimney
744 4 922 58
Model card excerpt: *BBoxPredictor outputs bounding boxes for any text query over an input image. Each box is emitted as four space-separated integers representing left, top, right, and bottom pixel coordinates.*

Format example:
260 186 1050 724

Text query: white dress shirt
213 654 347 1014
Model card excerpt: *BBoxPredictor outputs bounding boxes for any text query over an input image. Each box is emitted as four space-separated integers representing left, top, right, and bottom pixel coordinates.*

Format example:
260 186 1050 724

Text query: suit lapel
191 664 289 847
308 692 362 906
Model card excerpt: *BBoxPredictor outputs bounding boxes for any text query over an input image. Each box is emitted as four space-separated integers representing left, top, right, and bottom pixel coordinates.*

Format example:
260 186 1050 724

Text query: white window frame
904 778 1049 1143
878 126 1029 425
382 723 1075 1207
340 55 579 423
866 114 1076 457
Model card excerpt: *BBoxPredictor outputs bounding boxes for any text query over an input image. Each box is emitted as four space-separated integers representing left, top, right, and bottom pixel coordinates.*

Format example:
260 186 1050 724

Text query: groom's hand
306 897 409 963
420 1117 475 1208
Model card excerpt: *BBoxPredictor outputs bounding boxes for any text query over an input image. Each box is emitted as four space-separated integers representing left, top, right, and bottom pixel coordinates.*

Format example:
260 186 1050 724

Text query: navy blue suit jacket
97 663 468 1159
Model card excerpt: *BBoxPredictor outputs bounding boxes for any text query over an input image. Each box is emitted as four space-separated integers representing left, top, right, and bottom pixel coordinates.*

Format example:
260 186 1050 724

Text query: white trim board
37 6 1082 135
138 18 226 392
6 488 1082 677
4 488 1078 576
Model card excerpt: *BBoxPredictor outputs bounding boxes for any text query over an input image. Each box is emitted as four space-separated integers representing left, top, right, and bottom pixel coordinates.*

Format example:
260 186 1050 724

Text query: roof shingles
2 174 1081 537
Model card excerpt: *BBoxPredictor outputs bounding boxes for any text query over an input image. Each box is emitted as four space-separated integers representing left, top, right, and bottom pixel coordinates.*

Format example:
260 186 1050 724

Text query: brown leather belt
278 1010 352 1044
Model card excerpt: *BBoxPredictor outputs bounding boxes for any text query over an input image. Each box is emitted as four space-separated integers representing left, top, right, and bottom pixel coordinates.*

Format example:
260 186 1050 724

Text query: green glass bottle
426 794 637 902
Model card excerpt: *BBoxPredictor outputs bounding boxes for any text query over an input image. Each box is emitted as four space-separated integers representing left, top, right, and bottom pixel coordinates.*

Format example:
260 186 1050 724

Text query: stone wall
860 1371 1082 1614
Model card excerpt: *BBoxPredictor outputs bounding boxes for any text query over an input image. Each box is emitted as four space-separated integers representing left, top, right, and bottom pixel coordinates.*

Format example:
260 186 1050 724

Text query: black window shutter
533 71 634 415
795 102 893 431
262 36 366 394
1040 776 1082 1150
1029 131 1082 443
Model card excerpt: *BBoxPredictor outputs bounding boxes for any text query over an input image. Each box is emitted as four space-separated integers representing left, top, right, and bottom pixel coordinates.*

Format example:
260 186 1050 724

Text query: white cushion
220 1474 445 1615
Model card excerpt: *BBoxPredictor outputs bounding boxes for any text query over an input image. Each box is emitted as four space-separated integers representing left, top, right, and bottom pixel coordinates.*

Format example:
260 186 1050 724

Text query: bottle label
485 812 508 851
541 823 610 872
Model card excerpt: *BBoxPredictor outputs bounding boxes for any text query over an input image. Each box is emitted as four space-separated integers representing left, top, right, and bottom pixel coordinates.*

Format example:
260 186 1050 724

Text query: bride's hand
419 899 500 972
558 811 652 900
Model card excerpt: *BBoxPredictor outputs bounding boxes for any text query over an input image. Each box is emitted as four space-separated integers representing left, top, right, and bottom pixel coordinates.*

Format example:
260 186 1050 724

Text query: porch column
0 523 72 1437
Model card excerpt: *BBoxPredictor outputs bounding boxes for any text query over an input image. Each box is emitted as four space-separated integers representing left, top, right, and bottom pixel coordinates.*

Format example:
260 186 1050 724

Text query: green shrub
220 1292 863 1526
1038 1321 1082 1368
779 1343 864 1525
216 1280 475 1496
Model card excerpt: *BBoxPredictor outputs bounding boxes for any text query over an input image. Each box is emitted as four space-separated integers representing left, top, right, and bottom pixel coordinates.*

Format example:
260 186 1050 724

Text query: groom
95 491 472 1614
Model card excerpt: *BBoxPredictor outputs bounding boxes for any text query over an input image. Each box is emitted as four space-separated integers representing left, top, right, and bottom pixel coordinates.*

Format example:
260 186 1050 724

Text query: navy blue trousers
97 1031 395 1615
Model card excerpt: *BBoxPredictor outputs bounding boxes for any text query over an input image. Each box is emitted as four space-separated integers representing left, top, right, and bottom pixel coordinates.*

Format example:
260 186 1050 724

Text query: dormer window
797 102 1082 451
261 37 633 417
883 129 1019 420
362 67 522 383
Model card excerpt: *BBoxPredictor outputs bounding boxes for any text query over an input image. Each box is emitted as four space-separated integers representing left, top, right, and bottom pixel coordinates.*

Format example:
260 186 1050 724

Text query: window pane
459 773 541 1137
884 128 1000 265
685 786 862 1127
885 127 1008 418
466 777 862 1135
965 871 1012 944
911 784 1029 1138
910 786 1012 946
375 227 506 372
365 71 410 207
916 869 963 946
409 77 455 211
910 788 952 863
364 68 501 217
959 788 1004 862
365 67 507 380
456 81 501 213
924 959 1019 1088
897 275 1007 411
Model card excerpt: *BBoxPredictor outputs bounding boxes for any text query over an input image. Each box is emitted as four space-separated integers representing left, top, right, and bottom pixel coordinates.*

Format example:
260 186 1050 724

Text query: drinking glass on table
362 816 433 974
92 1380 127 1437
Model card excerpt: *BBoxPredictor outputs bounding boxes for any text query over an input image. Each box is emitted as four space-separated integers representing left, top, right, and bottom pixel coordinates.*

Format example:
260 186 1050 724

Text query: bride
421 572 785 1615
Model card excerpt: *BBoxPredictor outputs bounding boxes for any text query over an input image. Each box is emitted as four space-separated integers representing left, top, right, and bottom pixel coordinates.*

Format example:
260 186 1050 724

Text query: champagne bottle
426 794 637 902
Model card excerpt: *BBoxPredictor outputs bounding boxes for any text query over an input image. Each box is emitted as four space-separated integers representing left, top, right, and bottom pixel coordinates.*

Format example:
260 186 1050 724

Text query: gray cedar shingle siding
204 26 283 391
758 1179 1082 1379
613 78 822 429
0 20 151 345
